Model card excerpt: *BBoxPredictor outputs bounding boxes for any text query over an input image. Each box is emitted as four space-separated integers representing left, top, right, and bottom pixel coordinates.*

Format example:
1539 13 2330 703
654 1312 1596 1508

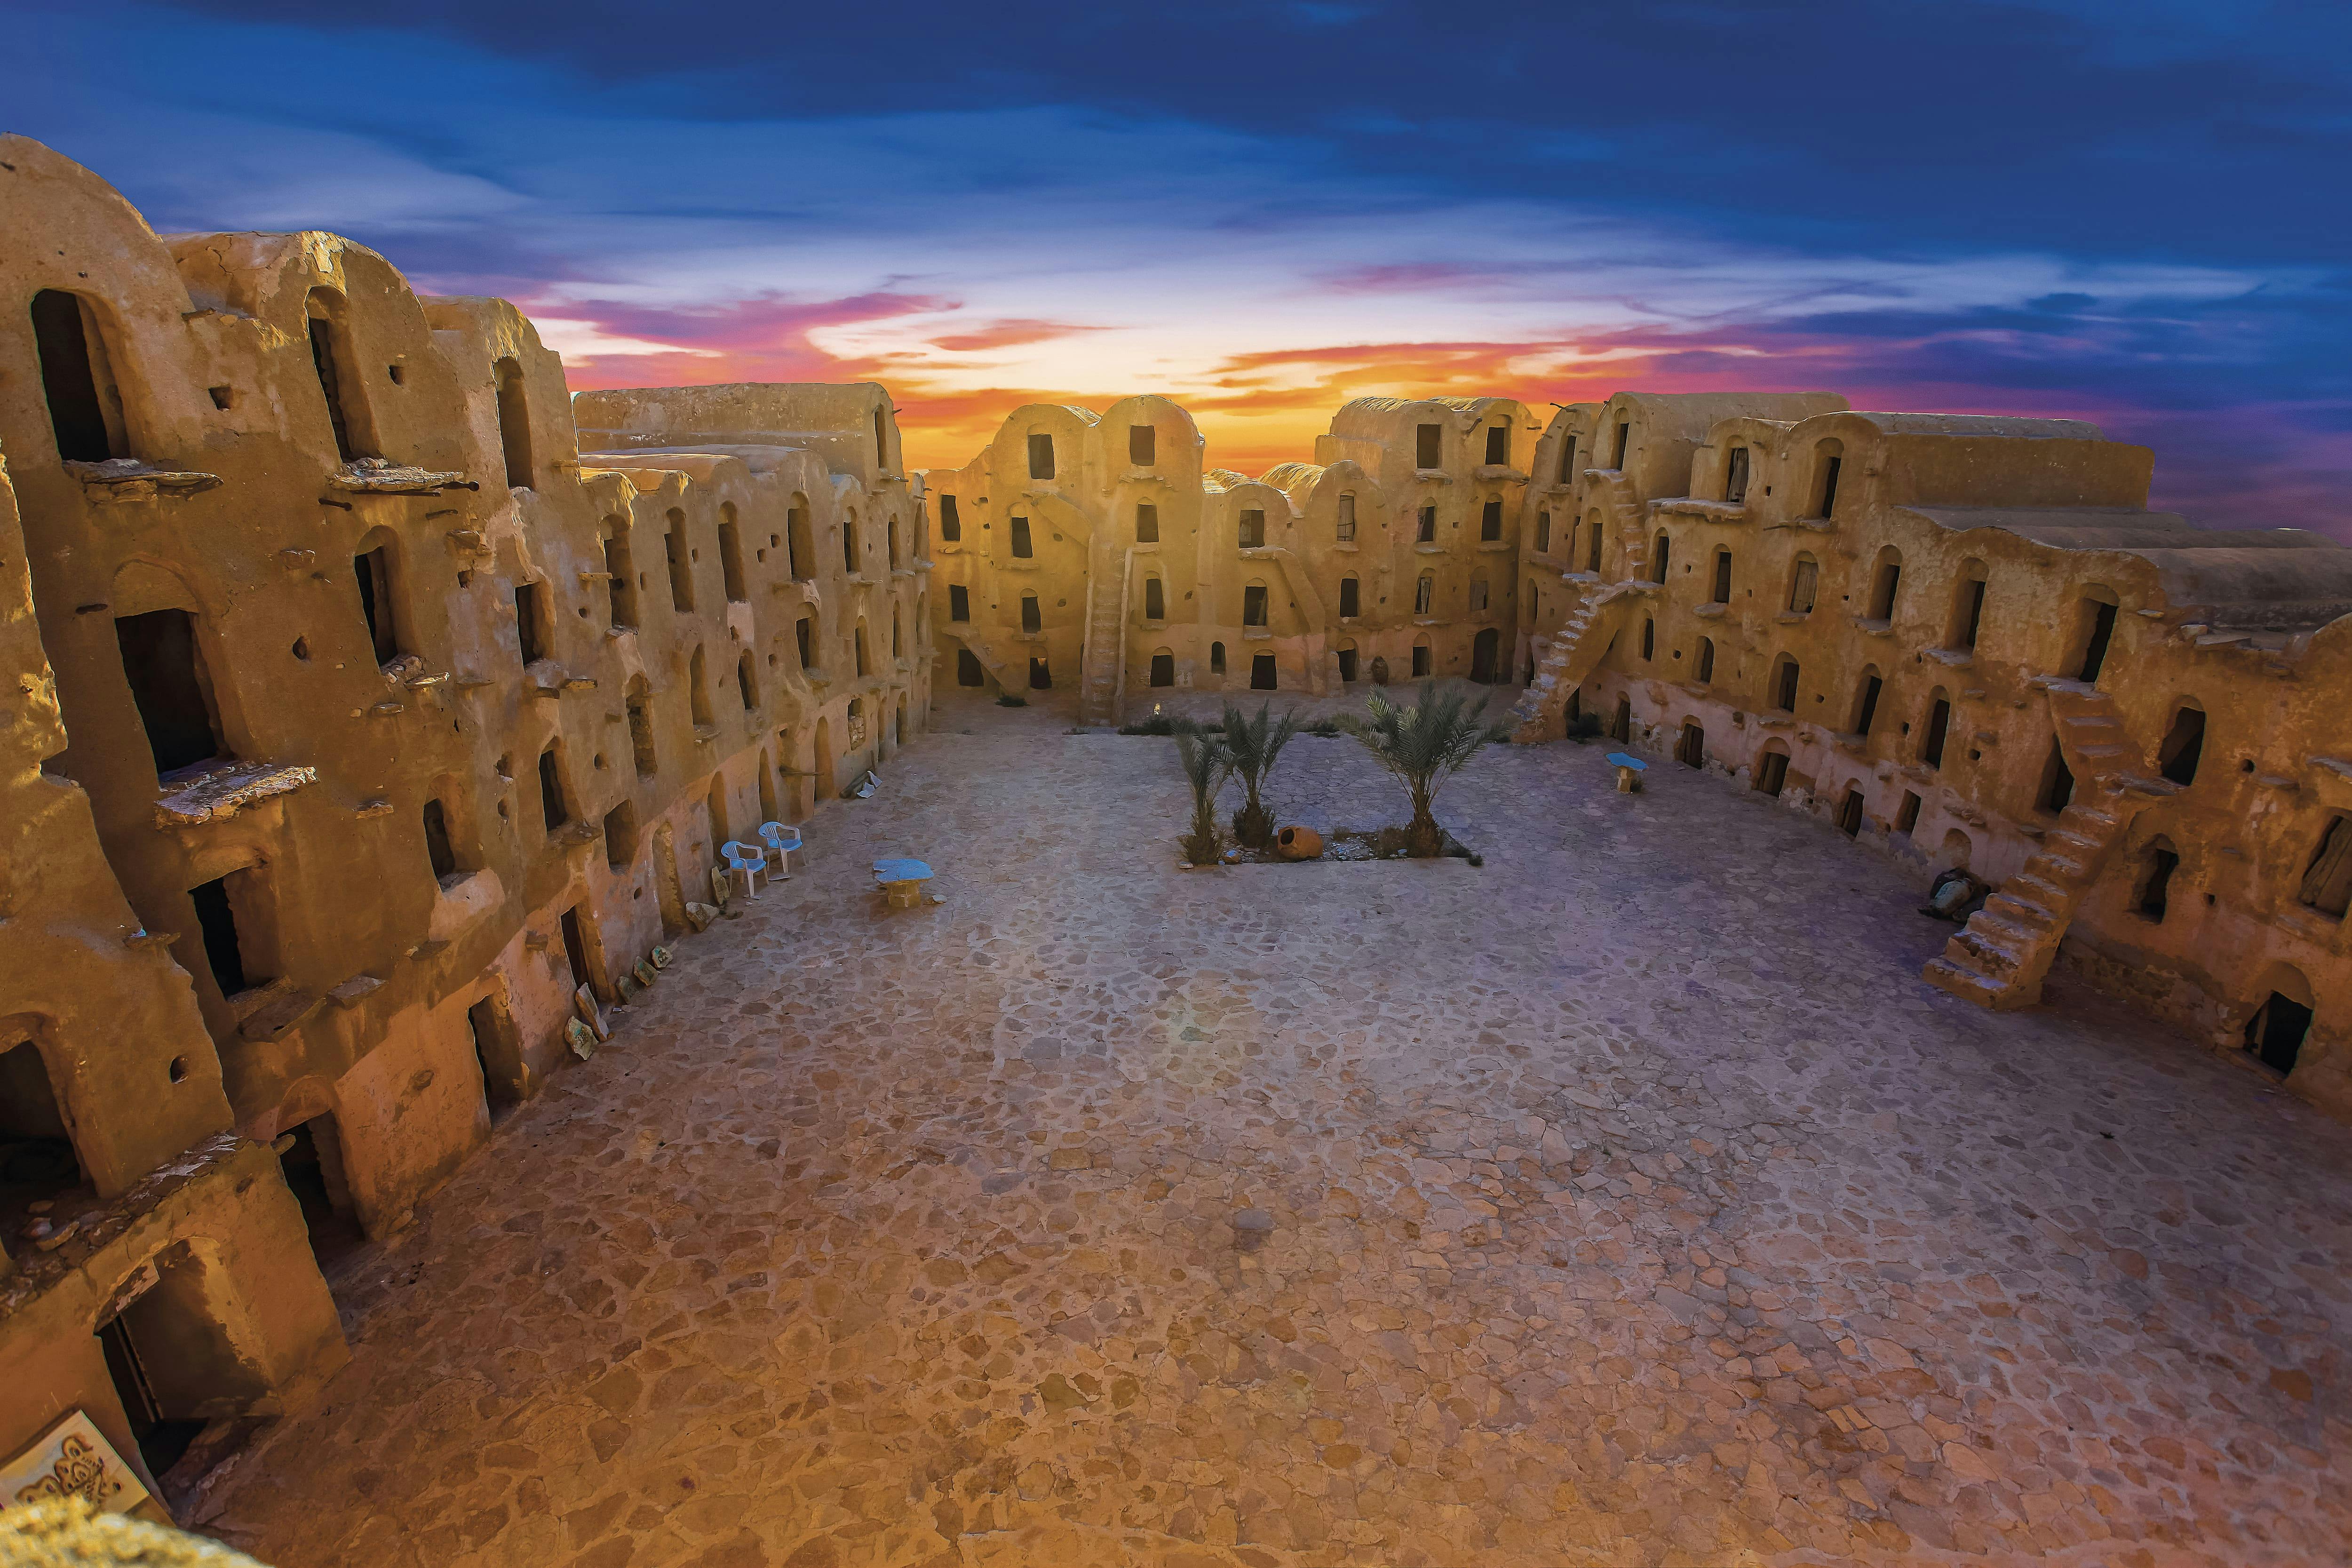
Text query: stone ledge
154 760 318 828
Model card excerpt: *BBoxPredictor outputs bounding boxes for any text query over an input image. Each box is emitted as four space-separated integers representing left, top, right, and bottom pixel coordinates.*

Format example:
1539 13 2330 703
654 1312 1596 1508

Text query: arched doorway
1470 627 1500 683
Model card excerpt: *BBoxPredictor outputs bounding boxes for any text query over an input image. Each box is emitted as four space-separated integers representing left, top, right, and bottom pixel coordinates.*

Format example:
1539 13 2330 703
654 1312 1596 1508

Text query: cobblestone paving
203 687 2352 1568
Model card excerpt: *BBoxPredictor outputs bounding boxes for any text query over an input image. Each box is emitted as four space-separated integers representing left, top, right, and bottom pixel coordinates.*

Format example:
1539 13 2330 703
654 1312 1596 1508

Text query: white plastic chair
720 841 767 900
757 820 803 876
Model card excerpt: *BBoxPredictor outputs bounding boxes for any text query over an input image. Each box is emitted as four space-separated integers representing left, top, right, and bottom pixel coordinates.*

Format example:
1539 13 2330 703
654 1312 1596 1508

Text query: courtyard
198 689 2351 1568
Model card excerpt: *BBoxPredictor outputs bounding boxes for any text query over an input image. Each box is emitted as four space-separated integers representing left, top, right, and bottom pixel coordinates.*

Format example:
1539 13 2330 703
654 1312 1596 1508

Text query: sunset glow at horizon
16 0 2349 534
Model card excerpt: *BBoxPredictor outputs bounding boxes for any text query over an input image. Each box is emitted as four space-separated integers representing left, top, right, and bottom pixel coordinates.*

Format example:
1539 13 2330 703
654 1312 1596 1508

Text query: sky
15 0 2352 537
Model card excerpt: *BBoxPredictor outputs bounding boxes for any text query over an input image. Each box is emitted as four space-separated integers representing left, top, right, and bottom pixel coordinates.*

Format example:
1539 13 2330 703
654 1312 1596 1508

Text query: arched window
1480 500 1503 541
874 406 892 471
737 650 758 710
843 511 861 574
494 357 534 489
1695 637 1715 684
664 509 694 612
1535 511 1551 553
1711 548 1732 604
1867 547 1902 621
603 517 639 629
938 494 961 542
1243 583 1269 627
787 497 815 582
2034 735 2076 813
1414 573 1434 616
1651 531 1670 584
513 579 548 667
1336 493 1357 542
2299 815 2352 918
1786 553 1819 614
30 290 125 462
1338 576 1360 618
1947 560 1988 650
305 288 374 462
795 615 814 668
114 577 227 776
1416 505 1437 543
1028 432 1055 479
1469 573 1490 613
1724 445 1749 503
1810 438 1844 519
1640 617 1655 660
718 503 747 602
1770 654 1800 712
1586 511 1603 572
352 531 405 665
948 586 969 623
2074 585 2121 683
1850 667 1884 735
1020 594 1041 633
1209 641 1226 676
855 620 872 675
689 645 713 727
1921 691 1952 767
1239 509 1266 549
2159 703 2205 786
1411 637 1433 677
1149 649 1175 686
626 678 657 777
1130 423 1156 465
538 745 570 831
2137 837 2180 922
421 799 461 883
889 516 901 570
1144 578 1165 621
1009 516 1033 559
1136 503 1159 543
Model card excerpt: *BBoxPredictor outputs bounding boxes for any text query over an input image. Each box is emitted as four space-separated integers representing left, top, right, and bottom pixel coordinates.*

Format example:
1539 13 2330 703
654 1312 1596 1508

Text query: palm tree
1220 700 1301 849
1343 681 1510 857
1175 724 1232 865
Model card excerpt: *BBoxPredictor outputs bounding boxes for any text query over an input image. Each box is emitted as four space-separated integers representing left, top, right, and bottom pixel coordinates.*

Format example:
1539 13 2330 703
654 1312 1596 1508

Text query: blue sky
16 0 2350 533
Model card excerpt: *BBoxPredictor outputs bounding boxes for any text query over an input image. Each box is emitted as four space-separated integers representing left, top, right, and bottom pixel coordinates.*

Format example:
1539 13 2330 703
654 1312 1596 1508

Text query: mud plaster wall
1521 392 2352 1120
0 135 925 1483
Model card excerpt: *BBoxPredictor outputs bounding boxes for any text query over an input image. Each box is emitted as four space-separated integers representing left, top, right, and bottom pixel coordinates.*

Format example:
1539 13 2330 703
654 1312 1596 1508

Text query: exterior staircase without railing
1923 680 2170 1009
1076 541 1129 725
1509 580 1646 743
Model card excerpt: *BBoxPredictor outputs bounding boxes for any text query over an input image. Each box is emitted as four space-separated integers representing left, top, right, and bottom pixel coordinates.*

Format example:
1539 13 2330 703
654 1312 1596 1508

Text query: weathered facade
1512 391 2352 1118
0 136 927 1506
922 395 1537 722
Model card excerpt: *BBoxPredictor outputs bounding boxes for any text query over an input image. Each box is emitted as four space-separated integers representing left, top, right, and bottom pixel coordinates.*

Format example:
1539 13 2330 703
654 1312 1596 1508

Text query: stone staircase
1923 681 2159 1010
1509 580 1645 742
1076 543 1129 725
1586 468 1654 577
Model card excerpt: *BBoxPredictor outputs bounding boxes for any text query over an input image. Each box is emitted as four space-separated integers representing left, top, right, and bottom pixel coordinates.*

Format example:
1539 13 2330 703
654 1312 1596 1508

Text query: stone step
1984 892 2061 934
1923 956 2008 1007
2012 872 2074 907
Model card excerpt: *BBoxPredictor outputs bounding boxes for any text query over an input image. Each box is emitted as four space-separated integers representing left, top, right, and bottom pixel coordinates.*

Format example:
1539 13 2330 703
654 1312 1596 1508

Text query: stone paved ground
200 686 2352 1568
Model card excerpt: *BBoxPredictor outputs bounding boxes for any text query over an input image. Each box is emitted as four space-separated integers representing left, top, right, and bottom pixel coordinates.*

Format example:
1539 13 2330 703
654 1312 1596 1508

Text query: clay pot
1275 825 1324 860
